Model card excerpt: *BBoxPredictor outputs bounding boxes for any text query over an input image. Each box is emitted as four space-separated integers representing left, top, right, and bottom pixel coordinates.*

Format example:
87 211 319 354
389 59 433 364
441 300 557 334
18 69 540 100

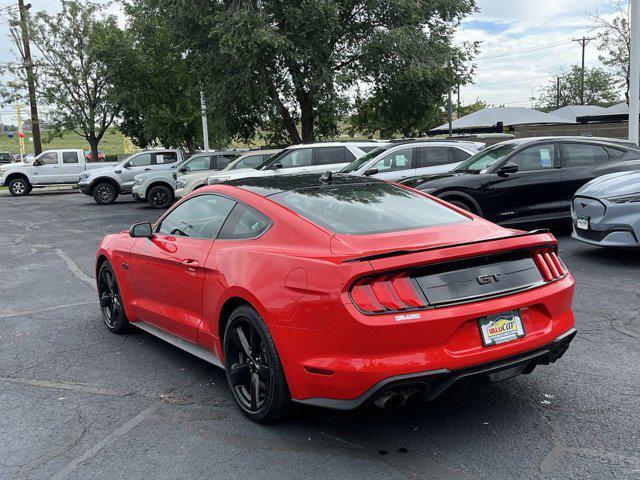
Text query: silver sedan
572 171 640 248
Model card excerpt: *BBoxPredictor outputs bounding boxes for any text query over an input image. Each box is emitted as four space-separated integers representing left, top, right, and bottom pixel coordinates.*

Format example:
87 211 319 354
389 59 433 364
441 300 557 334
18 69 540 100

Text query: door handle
181 259 200 271
144 168 152 171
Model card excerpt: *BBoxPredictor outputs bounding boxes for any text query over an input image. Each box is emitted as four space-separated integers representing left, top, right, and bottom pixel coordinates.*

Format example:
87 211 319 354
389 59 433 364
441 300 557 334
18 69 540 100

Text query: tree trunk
87 136 100 163
266 80 301 144
185 137 197 155
298 89 314 143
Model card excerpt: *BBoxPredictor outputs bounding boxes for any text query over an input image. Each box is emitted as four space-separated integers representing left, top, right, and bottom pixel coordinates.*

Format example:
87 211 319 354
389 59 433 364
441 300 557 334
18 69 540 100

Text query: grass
0 129 129 155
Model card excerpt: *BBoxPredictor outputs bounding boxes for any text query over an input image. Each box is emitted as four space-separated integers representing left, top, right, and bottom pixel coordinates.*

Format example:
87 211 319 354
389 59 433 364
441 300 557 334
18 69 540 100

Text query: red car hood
330 218 517 259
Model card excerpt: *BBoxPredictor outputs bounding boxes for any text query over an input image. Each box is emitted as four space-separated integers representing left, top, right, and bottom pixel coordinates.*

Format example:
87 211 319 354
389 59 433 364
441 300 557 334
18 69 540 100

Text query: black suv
401 137 640 226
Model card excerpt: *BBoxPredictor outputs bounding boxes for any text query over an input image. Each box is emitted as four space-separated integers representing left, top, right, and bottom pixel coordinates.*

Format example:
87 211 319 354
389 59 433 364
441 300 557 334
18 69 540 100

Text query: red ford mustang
95 173 576 422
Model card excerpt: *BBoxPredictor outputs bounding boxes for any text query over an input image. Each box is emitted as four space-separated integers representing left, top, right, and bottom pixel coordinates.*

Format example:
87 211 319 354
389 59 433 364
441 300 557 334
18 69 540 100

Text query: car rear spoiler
343 229 553 263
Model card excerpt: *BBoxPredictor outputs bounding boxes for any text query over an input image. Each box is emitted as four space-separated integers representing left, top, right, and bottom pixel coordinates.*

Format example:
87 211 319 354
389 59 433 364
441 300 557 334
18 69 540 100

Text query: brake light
533 248 566 282
350 274 426 313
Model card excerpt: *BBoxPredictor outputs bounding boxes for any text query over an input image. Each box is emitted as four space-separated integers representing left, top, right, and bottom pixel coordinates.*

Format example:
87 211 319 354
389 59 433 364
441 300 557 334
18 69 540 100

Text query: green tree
148 0 476 144
536 66 620 111
28 0 119 162
457 99 487 118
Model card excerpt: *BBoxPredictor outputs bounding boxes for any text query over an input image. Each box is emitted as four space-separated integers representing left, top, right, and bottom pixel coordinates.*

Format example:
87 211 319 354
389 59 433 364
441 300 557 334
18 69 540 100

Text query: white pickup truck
0 149 118 196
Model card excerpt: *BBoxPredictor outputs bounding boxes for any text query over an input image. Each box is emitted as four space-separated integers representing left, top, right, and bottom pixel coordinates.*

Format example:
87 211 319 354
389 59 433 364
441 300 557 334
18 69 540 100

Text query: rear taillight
350 274 427 314
533 248 566 282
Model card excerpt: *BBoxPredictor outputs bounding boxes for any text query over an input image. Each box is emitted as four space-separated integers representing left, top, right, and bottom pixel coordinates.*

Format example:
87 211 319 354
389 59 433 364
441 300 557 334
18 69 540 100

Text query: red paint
95 183 575 404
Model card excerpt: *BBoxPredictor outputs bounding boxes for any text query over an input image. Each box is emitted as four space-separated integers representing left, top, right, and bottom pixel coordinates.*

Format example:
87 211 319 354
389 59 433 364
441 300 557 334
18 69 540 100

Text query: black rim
95 185 113 203
226 320 271 413
98 267 121 328
151 189 168 207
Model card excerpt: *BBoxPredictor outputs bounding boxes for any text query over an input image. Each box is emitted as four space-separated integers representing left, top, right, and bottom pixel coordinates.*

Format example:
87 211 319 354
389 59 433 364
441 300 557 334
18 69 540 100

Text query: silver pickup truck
77 149 184 204
0 149 118 196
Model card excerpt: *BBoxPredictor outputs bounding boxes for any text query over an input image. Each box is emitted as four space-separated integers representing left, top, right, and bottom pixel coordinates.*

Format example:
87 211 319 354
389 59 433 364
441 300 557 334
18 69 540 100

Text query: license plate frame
478 310 526 347
576 215 590 230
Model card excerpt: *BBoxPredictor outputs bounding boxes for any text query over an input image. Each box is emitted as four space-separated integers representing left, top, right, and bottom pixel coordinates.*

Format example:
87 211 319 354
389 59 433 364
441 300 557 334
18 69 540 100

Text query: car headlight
79 172 90 180
207 176 231 185
133 177 142 186
176 178 187 188
606 193 640 204
0 168 6 176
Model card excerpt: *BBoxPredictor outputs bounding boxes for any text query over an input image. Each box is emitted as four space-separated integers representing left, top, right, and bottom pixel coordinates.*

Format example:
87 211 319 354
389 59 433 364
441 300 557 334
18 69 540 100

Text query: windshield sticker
540 149 552 167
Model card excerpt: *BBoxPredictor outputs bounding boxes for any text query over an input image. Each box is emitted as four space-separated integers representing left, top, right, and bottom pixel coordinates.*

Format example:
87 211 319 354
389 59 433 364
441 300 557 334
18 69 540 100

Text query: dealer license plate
576 215 590 230
478 310 525 347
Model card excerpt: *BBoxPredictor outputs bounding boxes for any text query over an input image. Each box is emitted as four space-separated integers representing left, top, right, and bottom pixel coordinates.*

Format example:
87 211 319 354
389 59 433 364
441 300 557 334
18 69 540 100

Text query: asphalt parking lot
0 190 639 480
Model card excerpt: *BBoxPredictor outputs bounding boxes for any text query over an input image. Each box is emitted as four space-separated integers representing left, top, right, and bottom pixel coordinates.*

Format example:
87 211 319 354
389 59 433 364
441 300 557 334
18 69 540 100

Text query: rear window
270 183 468 235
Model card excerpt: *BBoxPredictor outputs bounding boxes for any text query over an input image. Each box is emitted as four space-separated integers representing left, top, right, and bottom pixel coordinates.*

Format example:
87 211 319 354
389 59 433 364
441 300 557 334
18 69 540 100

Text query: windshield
270 182 468 235
453 144 517 173
255 150 286 170
340 145 392 173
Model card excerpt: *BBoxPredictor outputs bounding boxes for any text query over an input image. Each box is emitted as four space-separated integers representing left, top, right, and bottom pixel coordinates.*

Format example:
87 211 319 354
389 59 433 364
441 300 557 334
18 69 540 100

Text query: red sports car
95 173 576 423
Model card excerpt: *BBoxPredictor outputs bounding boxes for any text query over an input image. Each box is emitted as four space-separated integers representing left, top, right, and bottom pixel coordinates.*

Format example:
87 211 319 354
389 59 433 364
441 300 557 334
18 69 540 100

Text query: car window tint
315 147 346 166
416 146 451 167
451 148 472 162
563 143 609 167
216 155 237 169
219 203 272 239
40 152 58 165
62 152 79 164
129 153 153 167
271 182 468 235
345 149 357 161
455 144 517 172
0 153 11 162
184 156 211 172
509 144 555 172
358 146 378 153
605 147 625 158
157 195 236 239
277 148 313 168
155 152 178 165
373 147 413 172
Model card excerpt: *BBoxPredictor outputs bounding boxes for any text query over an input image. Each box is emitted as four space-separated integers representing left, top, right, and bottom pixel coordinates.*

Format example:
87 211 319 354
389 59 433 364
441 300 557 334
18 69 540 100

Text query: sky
0 0 626 125
455 0 621 108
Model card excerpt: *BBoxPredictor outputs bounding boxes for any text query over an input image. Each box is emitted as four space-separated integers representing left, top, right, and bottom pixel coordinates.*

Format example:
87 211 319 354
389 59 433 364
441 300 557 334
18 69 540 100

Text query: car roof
493 136 639 149
236 149 282 158
286 141 379 150
224 172 383 197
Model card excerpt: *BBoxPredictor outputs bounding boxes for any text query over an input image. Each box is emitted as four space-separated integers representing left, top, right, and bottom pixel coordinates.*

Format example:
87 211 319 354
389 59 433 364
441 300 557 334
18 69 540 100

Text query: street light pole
629 0 640 145
17 0 42 155
200 91 210 152
572 36 596 106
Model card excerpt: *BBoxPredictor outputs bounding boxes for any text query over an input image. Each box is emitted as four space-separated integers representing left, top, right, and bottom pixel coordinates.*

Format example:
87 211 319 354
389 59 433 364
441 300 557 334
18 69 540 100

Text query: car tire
444 198 474 214
147 185 174 209
97 261 129 334
223 305 290 423
8 178 30 196
93 182 118 205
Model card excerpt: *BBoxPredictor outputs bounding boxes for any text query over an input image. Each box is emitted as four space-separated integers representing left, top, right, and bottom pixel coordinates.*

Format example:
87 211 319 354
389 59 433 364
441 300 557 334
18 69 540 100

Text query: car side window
184 156 211 172
372 147 413 172
277 148 313 168
451 148 472 162
128 153 153 167
62 152 80 164
508 144 555 172
315 147 346 166
0 153 10 162
218 203 272 240
234 155 264 169
563 143 609 167
155 152 177 165
40 152 59 165
216 155 237 170
157 195 236 239
416 146 451 168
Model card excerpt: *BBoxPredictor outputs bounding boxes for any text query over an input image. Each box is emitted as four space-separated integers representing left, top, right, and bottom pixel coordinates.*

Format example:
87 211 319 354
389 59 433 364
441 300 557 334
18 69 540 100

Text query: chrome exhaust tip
402 388 426 408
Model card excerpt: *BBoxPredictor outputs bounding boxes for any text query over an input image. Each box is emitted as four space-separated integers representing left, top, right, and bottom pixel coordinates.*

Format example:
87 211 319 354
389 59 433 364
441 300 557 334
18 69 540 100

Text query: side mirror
33 159 42 166
271 162 283 170
178 167 186 173
129 222 154 239
497 163 519 177
363 167 378 177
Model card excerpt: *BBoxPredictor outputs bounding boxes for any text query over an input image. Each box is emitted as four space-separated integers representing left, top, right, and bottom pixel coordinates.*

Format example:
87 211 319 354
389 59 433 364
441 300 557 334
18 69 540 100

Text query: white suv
191 142 379 197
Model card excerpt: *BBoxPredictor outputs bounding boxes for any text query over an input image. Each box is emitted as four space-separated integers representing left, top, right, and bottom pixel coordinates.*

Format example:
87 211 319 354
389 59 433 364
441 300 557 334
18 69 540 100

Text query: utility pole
556 76 561 109
629 0 640 144
17 0 42 155
200 91 210 151
572 36 596 105
447 90 453 138
456 84 461 113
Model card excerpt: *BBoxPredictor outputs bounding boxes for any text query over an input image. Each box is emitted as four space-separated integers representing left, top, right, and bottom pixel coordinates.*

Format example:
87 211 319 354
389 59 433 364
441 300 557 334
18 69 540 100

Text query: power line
471 74 553 88
477 39 573 60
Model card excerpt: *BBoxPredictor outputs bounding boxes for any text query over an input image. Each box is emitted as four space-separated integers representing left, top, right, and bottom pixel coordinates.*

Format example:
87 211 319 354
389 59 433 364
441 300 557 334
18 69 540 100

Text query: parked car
131 151 242 209
0 152 15 164
95 173 575 422
85 150 106 162
572 171 640 248
401 137 640 226
189 142 378 198
77 149 183 204
175 149 282 198
0 149 119 197
341 140 483 181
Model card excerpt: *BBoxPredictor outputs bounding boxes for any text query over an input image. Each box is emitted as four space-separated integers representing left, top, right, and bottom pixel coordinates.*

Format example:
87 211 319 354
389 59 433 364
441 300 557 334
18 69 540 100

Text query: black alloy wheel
97 261 128 333
224 306 289 423
8 178 30 196
148 185 173 209
93 182 118 204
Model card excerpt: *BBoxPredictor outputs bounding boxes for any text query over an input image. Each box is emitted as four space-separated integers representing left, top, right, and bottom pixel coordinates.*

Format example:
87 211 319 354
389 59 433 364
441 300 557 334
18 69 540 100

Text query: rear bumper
295 328 576 410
